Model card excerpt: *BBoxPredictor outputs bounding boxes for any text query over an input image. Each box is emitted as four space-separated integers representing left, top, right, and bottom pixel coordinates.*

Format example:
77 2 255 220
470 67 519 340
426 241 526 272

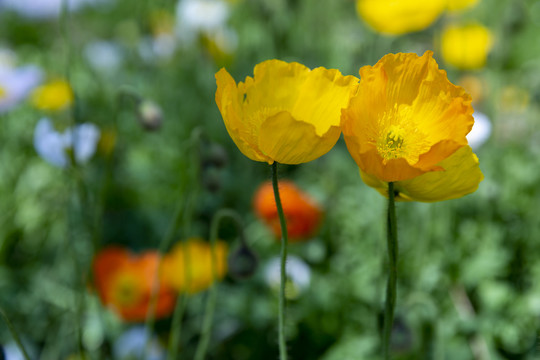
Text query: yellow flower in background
356 0 446 35
458 75 486 104
31 79 74 111
441 23 493 70
215 60 358 164
161 238 228 294
447 0 479 11
342 51 483 201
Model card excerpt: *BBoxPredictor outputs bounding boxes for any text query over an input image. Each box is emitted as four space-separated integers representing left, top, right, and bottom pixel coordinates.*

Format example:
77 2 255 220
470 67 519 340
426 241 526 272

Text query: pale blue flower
113 327 165 360
34 118 100 168
0 0 107 19
0 64 42 113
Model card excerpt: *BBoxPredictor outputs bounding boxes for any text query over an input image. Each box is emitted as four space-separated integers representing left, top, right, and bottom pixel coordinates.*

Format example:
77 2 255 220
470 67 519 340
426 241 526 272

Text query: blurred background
1 0 540 359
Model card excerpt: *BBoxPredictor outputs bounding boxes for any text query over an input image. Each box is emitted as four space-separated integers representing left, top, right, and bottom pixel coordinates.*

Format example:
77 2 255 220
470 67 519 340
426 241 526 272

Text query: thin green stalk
194 209 244 360
60 1 87 358
166 294 189 360
0 306 31 360
271 162 289 360
146 128 205 358
383 182 398 359
166 194 196 360
144 196 185 357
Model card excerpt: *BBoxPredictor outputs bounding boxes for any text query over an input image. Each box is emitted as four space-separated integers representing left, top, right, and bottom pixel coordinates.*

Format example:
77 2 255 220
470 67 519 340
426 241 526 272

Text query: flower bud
137 100 163 131
228 243 258 280
202 142 228 169
202 166 223 193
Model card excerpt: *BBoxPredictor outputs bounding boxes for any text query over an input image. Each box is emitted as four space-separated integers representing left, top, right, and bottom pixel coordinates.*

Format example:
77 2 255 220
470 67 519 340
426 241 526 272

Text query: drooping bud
137 100 163 131
202 142 228 169
227 243 258 280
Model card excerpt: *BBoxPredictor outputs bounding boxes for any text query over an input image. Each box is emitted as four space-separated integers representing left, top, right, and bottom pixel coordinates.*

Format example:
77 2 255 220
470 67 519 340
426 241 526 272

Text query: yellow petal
360 146 483 202
357 0 446 35
216 68 273 163
292 67 359 136
258 111 341 164
244 60 310 113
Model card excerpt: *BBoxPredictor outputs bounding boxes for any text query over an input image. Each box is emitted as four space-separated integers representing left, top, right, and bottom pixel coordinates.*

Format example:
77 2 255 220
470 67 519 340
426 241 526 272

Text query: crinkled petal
360 146 483 202
291 67 358 136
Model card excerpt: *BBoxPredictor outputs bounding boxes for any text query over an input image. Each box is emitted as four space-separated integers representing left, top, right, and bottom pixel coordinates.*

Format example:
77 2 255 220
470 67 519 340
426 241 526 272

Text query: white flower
113 327 165 360
84 41 123 73
175 0 229 44
265 255 311 299
34 118 100 168
0 64 42 113
0 0 105 19
138 34 178 62
468 111 492 149
176 0 229 33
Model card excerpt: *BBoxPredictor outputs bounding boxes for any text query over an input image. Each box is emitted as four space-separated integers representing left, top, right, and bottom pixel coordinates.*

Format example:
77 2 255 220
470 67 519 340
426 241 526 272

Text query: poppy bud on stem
271 162 289 360
383 182 398 359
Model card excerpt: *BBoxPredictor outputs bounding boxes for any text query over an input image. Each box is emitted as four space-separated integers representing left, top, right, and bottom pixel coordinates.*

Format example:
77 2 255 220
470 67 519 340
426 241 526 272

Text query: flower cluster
93 239 228 322
216 52 483 202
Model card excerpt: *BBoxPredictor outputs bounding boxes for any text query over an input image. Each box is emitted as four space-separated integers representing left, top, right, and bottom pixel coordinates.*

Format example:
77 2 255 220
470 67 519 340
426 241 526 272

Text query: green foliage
1 0 540 359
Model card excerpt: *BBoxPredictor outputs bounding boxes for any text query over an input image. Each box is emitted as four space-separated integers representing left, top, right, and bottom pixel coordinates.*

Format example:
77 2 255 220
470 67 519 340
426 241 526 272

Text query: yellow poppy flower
447 0 479 12
31 79 74 111
161 238 228 294
441 23 493 70
342 51 482 201
215 60 358 164
356 0 446 35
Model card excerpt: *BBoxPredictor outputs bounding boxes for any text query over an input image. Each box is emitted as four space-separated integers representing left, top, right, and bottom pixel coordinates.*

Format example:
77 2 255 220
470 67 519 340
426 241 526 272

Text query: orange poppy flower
342 51 483 202
92 247 176 322
253 181 322 241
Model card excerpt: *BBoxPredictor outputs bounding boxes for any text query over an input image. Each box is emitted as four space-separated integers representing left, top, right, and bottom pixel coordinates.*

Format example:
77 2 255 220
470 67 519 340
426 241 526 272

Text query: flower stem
194 209 244 360
167 294 188 360
383 182 398 359
271 162 289 360
0 306 31 360
145 127 204 358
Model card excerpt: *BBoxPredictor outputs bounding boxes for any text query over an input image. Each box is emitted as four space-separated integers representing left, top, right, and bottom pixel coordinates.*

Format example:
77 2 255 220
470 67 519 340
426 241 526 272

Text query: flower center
111 272 143 307
377 125 407 163
0 86 6 99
